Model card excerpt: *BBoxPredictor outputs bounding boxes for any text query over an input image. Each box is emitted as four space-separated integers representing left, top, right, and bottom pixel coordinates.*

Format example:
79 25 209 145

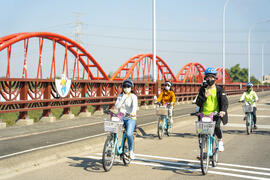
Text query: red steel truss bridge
0 32 269 120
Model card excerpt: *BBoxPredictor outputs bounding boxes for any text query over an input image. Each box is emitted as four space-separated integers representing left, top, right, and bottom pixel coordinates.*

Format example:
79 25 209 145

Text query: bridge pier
0 120 6 128
60 108 75 120
16 82 34 126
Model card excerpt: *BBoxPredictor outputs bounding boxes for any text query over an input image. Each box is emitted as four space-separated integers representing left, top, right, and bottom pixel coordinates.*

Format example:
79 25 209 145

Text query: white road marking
226 123 270 129
87 155 270 180
0 114 191 159
0 133 107 159
257 108 270 110
135 153 270 172
229 114 270 118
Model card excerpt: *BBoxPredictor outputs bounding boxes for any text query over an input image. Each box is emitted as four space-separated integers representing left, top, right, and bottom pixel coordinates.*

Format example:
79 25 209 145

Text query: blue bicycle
239 101 254 135
102 110 136 172
156 103 173 139
191 112 220 175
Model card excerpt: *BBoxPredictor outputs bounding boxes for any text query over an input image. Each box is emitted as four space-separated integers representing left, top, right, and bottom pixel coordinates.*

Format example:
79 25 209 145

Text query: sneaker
254 125 258 129
219 140 224 152
130 150 135 160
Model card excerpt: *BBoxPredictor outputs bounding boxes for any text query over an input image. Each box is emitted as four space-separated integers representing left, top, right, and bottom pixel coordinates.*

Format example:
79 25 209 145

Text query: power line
81 32 269 44
84 42 270 56
83 23 270 33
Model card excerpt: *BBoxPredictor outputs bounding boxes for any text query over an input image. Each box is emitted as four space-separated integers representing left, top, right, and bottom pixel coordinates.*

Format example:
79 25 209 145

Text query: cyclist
156 81 176 126
195 67 228 153
115 79 138 159
239 82 259 129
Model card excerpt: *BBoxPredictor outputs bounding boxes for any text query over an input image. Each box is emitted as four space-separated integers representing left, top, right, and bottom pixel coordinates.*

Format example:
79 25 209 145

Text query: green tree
107 71 114 79
227 64 261 84
250 76 261 85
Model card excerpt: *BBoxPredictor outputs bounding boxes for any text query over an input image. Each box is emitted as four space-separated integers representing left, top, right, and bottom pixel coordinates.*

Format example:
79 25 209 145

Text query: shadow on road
135 158 202 176
135 127 158 139
223 129 270 136
67 156 124 173
67 156 104 172
170 132 197 139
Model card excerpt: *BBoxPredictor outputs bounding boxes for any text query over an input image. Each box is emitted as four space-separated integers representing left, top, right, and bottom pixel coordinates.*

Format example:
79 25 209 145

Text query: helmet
204 67 217 76
246 82 253 87
165 81 172 87
122 79 134 88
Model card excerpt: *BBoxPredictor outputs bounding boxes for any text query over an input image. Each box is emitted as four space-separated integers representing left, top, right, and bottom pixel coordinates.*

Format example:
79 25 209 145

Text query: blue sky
1 0 270 80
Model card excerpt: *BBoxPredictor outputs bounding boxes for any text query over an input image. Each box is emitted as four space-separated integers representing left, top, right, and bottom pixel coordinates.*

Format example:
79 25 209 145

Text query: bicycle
155 103 173 139
239 101 254 135
102 110 136 172
191 111 219 175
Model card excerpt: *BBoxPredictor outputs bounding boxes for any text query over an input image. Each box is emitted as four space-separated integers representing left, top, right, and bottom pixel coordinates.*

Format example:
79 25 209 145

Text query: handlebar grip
190 112 197 116
103 109 111 114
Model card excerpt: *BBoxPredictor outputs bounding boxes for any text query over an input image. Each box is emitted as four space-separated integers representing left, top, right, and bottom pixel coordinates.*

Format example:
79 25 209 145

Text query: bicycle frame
108 130 127 156
209 135 218 157
245 112 254 125
160 114 169 130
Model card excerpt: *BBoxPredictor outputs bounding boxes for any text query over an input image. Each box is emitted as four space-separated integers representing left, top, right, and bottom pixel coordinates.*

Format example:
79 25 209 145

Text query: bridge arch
176 62 205 83
110 54 177 82
0 32 109 80
216 67 232 84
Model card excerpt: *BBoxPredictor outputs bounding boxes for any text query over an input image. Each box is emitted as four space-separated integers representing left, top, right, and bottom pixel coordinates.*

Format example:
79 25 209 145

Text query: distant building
263 75 270 83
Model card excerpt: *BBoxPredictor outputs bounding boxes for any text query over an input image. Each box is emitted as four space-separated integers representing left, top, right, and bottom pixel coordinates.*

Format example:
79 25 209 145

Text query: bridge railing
0 78 269 120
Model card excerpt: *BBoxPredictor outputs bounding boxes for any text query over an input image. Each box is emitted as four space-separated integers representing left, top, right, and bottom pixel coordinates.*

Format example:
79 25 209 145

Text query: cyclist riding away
156 81 176 126
195 67 228 153
115 79 138 159
240 82 259 129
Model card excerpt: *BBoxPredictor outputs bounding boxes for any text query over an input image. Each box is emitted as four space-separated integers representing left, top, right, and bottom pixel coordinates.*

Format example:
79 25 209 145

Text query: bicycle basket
195 121 215 135
242 105 253 113
156 106 168 115
104 120 124 133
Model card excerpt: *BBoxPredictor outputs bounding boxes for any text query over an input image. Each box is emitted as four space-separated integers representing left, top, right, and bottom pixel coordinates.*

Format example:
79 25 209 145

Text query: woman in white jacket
115 79 138 159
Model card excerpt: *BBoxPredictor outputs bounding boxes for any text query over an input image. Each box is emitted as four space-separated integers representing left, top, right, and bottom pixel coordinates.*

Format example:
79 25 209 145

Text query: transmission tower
74 12 83 45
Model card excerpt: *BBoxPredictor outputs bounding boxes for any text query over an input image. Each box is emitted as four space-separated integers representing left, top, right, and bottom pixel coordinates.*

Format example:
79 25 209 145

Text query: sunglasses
123 85 132 88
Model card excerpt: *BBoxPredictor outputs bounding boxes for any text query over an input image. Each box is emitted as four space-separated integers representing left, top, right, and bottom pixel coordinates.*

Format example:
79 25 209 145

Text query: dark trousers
214 116 222 139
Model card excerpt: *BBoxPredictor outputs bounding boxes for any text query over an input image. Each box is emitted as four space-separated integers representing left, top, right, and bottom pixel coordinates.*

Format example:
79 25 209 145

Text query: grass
0 106 95 127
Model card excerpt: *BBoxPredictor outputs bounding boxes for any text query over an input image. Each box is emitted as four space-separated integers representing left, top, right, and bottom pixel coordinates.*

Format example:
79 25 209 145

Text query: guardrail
0 78 269 120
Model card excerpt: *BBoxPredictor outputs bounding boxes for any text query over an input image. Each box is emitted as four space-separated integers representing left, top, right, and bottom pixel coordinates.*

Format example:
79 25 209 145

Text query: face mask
124 87 131 94
247 87 252 92
206 79 215 86
165 86 170 91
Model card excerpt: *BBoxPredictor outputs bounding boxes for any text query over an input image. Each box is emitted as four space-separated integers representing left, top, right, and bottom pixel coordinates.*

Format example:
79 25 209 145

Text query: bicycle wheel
211 138 218 167
102 134 116 172
246 114 251 135
167 118 173 136
122 136 131 165
157 116 165 139
250 115 253 133
200 135 210 175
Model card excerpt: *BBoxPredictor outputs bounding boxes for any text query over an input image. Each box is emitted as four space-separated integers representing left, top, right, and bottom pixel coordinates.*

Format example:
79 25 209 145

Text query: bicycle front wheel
200 135 210 175
157 116 165 139
246 114 251 135
167 119 173 136
250 114 254 133
102 134 116 172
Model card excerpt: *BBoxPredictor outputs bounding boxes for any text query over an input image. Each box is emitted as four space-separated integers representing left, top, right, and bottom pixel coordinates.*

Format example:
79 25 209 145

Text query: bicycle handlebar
190 112 220 117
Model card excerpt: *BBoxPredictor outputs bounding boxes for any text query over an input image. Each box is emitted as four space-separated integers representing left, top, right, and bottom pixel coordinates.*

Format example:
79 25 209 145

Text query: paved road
0 92 268 159
2 93 270 180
